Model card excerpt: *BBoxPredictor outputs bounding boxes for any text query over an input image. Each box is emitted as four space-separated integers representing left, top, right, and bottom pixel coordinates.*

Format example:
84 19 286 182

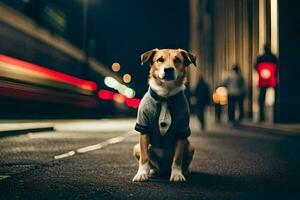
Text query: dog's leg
170 138 187 182
133 143 140 159
182 142 195 175
132 134 151 182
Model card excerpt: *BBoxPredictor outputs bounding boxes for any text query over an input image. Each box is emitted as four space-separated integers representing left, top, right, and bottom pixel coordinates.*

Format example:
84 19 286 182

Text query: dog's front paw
132 172 149 182
170 163 186 182
132 161 150 182
170 171 186 182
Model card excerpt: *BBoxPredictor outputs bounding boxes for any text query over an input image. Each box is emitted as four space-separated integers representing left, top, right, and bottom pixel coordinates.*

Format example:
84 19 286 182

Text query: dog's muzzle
159 67 176 80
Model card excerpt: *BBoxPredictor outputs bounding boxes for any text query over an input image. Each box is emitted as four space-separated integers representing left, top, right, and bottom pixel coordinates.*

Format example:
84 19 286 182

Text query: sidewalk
234 121 300 136
0 119 137 137
0 121 54 137
191 110 300 136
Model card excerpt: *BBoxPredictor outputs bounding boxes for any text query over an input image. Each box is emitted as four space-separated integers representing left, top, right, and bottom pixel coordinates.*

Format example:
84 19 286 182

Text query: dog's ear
140 48 159 66
178 49 197 67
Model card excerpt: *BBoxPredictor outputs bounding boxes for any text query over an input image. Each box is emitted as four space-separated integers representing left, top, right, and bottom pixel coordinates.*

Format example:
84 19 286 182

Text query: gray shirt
135 88 191 151
224 71 246 96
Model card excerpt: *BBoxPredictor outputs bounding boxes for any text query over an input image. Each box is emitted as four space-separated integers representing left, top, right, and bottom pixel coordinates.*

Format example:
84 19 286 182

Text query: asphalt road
0 118 299 200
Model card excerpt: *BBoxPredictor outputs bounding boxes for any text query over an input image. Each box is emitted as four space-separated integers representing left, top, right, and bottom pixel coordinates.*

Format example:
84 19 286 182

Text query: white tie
159 102 171 136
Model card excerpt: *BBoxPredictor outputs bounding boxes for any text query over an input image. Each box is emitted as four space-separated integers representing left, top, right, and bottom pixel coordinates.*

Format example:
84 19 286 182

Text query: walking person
194 75 211 131
224 64 246 125
255 44 278 122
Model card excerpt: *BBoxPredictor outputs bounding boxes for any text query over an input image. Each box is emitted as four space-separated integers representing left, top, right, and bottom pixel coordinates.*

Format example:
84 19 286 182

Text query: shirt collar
149 87 183 102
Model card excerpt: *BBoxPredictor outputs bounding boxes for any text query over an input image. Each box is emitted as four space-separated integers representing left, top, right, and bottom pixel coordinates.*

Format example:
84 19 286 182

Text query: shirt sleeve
177 125 191 139
134 104 151 134
176 104 191 139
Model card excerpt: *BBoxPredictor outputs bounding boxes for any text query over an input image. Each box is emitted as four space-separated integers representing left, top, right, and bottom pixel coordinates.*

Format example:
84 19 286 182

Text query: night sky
81 0 190 97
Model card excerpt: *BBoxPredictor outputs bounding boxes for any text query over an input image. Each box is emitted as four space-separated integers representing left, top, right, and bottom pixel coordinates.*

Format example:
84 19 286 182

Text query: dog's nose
164 67 174 74
163 67 175 80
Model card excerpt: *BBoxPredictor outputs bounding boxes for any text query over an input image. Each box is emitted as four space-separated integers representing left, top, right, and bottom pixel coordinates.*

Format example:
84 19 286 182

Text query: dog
132 48 196 182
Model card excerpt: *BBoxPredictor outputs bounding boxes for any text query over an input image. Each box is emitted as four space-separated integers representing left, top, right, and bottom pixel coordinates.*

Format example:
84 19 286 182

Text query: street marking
54 131 137 159
76 144 104 153
0 175 11 180
54 151 75 160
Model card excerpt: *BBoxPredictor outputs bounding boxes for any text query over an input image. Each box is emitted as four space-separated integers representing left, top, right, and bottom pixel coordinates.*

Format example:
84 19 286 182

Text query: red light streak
98 90 114 100
125 98 141 108
0 54 97 91
98 89 141 108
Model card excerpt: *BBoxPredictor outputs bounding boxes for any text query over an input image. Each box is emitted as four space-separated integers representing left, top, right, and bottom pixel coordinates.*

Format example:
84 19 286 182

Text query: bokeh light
103 76 136 98
111 62 121 72
98 89 140 108
123 74 131 84
216 87 228 96
104 77 120 89
124 88 135 98
213 87 228 105
113 93 126 104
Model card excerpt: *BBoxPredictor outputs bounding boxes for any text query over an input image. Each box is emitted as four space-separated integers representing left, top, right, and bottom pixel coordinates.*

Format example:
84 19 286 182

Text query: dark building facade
278 0 300 122
190 0 299 123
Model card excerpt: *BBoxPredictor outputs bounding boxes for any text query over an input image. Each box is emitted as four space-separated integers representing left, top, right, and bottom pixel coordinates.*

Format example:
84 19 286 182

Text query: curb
0 123 54 137
234 124 300 137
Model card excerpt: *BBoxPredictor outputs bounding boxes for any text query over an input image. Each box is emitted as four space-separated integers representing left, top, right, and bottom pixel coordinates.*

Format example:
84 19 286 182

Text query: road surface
0 118 299 199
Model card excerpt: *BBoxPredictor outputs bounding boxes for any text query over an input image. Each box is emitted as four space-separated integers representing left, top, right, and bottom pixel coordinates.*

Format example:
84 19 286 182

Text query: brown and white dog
132 48 196 182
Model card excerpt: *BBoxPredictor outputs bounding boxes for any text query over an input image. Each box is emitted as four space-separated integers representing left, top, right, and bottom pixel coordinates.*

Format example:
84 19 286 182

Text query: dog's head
141 48 196 86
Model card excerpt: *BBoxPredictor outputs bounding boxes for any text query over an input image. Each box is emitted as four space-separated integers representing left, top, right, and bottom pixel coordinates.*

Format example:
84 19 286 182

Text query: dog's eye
174 57 182 64
157 57 164 63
